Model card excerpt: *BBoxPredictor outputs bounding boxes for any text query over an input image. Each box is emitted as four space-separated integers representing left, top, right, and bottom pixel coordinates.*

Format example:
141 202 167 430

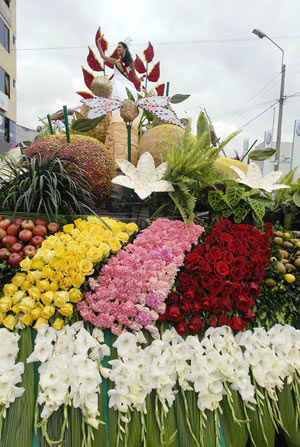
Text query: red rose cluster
161 220 273 335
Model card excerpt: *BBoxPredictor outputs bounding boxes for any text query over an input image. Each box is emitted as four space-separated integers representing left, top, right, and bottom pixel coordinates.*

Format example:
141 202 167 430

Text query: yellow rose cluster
0 216 138 331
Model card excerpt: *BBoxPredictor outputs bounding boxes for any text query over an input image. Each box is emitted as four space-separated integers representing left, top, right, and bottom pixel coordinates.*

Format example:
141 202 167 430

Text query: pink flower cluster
77 219 204 335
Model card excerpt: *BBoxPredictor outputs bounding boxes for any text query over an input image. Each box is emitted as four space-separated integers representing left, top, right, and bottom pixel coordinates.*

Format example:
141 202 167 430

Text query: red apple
34 218 47 227
8 253 23 266
2 235 18 247
0 216 4 222
0 228 7 240
23 245 36 257
0 219 11 230
21 219 34 230
19 229 33 242
6 223 20 236
47 222 60 233
14 218 23 225
0 248 10 259
30 236 44 247
11 242 24 253
33 225 47 236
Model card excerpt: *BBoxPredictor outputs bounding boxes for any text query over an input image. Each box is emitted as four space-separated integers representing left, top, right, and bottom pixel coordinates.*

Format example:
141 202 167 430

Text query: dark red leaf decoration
155 83 165 96
135 54 146 74
95 27 108 53
76 91 95 99
82 66 95 90
109 74 114 81
105 48 118 69
147 61 160 82
128 71 141 91
87 46 104 72
143 42 154 63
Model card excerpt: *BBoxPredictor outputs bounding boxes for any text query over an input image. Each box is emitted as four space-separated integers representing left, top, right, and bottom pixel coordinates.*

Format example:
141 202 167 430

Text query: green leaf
248 147 277 161
170 94 190 104
196 112 211 148
279 166 297 185
247 399 275 447
126 87 135 101
71 115 105 132
145 392 161 447
225 185 244 207
277 381 300 446
127 411 142 447
220 390 248 447
293 190 300 207
247 197 266 219
208 190 224 210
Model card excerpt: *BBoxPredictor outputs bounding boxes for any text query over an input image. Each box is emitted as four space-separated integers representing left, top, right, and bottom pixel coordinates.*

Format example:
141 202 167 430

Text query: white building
254 141 292 175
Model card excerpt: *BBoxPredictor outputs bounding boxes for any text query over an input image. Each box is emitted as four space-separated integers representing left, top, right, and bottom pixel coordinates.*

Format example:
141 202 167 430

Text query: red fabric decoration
147 62 160 82
155 83 165 96
95 28 108 53
87 46 104 72
81 66 95 90
76 91 95 99
135 55 146 74
105 48 118 69
143 42 154 63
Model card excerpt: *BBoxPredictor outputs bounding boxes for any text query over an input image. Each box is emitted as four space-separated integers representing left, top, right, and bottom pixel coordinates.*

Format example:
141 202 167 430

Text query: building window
0 18 9 52
0 113 10 142
13 35 16 45
0 67 10 97
13 79 16 88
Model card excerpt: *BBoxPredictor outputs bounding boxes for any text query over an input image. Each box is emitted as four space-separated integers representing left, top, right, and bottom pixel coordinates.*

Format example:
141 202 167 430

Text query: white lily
230 162 290 193
112 152 174 200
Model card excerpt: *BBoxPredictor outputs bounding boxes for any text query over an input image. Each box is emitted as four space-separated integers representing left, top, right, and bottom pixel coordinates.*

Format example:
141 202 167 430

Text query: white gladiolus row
27 322 110 428
0 328 24 412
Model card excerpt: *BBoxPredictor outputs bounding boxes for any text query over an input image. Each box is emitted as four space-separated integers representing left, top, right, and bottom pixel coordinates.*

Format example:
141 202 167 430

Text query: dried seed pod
294 258 300 267
274 231 284 238
120 99 139 123
90 76 113 98
285 263 296 271
279 249 289 259
283 241 293 249
274 237 283 245
265 278 276 287
277 261 286 274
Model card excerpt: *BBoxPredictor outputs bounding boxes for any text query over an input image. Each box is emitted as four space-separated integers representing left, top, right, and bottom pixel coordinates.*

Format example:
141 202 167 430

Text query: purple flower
135 311 153 326
146 293 161 309
149 245 173 261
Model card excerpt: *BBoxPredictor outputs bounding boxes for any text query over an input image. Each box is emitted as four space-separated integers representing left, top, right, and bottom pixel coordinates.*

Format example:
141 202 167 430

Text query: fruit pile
0 217 59 267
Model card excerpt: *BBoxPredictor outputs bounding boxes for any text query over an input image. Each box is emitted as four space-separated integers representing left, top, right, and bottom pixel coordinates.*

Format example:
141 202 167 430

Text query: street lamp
252 29 286 171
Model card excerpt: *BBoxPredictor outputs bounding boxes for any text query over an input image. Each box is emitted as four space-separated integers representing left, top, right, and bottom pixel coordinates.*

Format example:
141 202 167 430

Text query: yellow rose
0 312 5 324
92 234 104 245
21 313 34 326
87 223 103 235
3 283 18 297
87 216 101 225
76 230 90 242
11 304 21 315
13 290 26 304
111 222 124 233
103 229 114 240
41 291 55 306
27 286 41 301
11 273 27 287
63 224 74 234
41 239 53 250
70 228 81 239
49 257 60 269
58 303 73 317
0 296 13 313
50 271 63 283
48 281 59 292
70 273 85 288
74 219 88 231
56 260 67 272
54 246 66 258
52 318 64 330
31 259 45 270
66 242 78 252
108 237 121 254
60 276 72 290
78 259 94 276
116 232 129 244
69 288 83 303
20 257 32 271
27 270 43 283
41 266 54 279
33 317 48 329
19 297 36 313
36 279 50 292
59 233 72 243
31 303 43 319
86 247 103 263
3 315 17 330
66 267 78 277
54 291 69 308
54 232 64 237
126 222 138 235
41 305 55 319
36 248 54 263
98 243 110 258
21 280 33 292
68 258 79 268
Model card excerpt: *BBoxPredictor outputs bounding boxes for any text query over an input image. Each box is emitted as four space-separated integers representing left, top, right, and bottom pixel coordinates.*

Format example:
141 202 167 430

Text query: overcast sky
16 0 300 156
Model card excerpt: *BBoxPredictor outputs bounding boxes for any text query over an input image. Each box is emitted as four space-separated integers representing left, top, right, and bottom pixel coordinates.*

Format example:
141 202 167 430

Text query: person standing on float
97 37 141 101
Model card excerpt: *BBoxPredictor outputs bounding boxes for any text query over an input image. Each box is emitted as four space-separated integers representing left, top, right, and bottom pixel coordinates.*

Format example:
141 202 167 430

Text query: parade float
0 27 300 447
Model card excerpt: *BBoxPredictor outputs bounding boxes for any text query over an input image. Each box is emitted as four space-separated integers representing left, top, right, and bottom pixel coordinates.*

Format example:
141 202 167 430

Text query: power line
235 102 278 131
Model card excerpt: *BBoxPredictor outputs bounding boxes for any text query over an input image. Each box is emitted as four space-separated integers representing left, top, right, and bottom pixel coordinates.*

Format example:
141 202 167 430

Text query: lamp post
252 29 285 171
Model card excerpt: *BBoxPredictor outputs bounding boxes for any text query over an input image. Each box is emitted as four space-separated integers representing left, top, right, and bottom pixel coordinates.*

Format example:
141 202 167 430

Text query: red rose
205 250 217 264
221 281 233 297
209 315 217 327
227 243 236 254
188 316 204 334
185 252 201 264
166 305 182 322
182 290 195 302
231 266 246 281
211 297 224 314
222 297 233 312
244 309 255 322
168 292 180 304
233 256 246 268
219 232 233 244
194 288 205 300
215 261 229 277
198 260 212 274
217 313 230 326
176 320 188 336
234 295 254 313
199 296 211 311
231 283 242 297
188 278 200 291
192 301 203 314
211 277 223 295
201 275 212 290
210 246 222 260
229 316 246 331
158 313 167 323
179 272 190 284
193 246 204 256
249 282 260 296
237 246 249 256
202 242 211 251
181 301 192 315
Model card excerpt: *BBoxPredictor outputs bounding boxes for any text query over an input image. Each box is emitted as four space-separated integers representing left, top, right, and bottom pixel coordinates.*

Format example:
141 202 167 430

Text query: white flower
112 152 174 200
113 332 138 358
230 162 290 193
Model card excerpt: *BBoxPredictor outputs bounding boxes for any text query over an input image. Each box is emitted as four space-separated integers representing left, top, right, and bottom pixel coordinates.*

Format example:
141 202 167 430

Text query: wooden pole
63 106 70 143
